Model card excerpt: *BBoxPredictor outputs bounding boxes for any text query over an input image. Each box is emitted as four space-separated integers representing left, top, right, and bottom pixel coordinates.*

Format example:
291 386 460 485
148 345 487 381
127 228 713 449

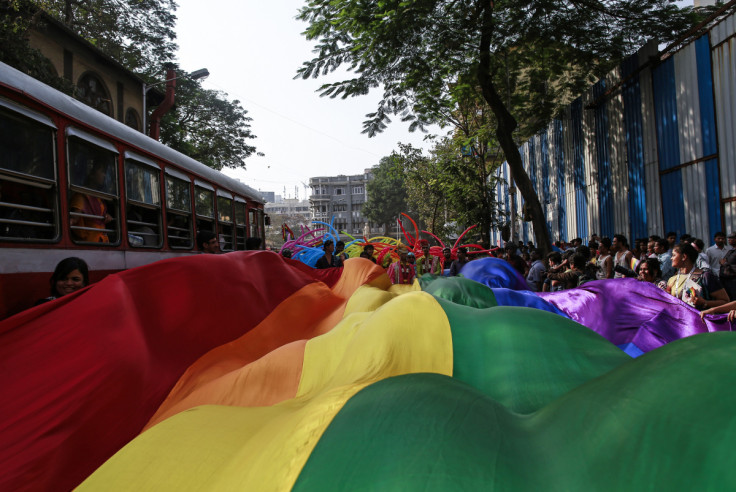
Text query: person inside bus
35 257 90 305
196 230 219 254
69 161 113 243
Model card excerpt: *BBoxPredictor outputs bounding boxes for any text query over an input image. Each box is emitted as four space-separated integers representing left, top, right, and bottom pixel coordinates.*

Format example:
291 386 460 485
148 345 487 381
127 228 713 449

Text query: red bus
0 61 266 319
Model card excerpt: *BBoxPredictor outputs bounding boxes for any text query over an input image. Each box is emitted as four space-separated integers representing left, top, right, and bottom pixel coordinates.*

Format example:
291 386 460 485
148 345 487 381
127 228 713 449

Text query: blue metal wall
490 13 735 245
622 52 648 242
695 35 722 237
653 57 686 237
593 80 614 238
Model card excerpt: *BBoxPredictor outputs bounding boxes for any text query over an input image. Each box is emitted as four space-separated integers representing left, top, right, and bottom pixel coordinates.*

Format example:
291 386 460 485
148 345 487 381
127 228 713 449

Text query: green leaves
159 76 260 171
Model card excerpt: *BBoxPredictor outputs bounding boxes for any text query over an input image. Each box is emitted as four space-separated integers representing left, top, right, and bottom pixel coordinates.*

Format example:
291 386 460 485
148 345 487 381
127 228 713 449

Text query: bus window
165 172 193 249
217 194 233 251
249 209 257 238
194 184 215 235
67 133 119 244
234 199 246 250
0 104 58 241
125 157 161 248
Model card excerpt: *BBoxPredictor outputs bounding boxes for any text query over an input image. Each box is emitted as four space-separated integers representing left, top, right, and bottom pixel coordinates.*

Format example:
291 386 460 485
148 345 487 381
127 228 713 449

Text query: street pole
141 68 209 136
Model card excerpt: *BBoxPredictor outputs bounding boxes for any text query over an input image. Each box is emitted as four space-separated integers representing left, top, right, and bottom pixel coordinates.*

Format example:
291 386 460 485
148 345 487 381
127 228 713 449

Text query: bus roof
0 61 265 205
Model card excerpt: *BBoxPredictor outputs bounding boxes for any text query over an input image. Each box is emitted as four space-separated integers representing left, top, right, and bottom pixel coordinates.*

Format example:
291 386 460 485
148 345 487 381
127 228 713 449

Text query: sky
174 0 440 201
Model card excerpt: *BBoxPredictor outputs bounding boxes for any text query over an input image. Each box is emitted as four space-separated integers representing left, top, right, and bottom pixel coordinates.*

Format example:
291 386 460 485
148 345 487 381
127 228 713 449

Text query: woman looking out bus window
70 161 113 242
35 257 89 305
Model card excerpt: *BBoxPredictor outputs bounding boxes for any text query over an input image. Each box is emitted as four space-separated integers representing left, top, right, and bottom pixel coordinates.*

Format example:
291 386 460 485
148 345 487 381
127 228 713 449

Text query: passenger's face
612 237 621 251
647 241 655 254
654 242 665 255
715 236 726 248
93 168 106 187
422 246 430 257
458 250 467 261
443 249 452 260
56 269 85 296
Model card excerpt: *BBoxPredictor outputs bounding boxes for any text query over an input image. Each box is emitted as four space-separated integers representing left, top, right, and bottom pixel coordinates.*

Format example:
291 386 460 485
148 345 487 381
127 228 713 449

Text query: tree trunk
476 4 551 257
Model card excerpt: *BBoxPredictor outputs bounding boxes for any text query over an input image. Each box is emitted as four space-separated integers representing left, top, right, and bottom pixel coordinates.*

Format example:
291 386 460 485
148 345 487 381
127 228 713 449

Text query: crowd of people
293 229 736 319
36 229 736 322
524 230 736 316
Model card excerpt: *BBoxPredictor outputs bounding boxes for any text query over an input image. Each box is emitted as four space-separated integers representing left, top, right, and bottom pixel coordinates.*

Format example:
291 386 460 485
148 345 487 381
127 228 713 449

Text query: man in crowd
449 247 470 276
666 231 677 252
196 230 219 254
612 234 633 279
442 247 453 272
526 249 546 291
719 232 736 300
655 238 675 281
416 240 441 277
706 231 731 277
360 244 376 263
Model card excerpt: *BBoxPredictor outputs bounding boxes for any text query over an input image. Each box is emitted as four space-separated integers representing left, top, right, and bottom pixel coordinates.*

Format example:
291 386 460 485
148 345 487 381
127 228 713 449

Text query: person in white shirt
706 231 732 277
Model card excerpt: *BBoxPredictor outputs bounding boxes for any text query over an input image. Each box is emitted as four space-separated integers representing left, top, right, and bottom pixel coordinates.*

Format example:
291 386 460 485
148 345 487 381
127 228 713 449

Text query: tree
0 1 76 93
363 154 408 234
159 75 261 171
41 0 178 76
1 0 260 170
401 138 504 245
296 0 700 255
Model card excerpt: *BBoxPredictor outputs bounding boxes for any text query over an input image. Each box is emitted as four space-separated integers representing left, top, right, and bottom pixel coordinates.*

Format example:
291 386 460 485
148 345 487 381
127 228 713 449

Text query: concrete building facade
309 171 371 237
25 13 149 132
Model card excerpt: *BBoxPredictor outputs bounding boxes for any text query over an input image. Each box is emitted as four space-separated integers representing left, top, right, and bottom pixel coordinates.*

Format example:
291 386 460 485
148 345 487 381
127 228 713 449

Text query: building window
217 195 234 251
333 203 347 212
165 173 193 249
125 158 161 248
195 185 215 234
125 108 141 131
352 186 364 194
335 188 344 195
67 136 119 244
77 72 113 117
0 106 58 242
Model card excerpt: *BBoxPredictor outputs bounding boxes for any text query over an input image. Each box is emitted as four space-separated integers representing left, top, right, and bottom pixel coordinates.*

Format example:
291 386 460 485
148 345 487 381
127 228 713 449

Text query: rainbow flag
2 254 735 490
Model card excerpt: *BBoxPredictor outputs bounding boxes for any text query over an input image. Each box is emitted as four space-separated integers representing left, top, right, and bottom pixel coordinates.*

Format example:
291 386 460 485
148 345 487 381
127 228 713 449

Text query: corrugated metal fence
491 10 736 247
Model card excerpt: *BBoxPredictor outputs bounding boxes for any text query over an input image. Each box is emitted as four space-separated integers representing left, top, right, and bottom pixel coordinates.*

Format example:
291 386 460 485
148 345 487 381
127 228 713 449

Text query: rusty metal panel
639 42 663 236
675 41 703 164
711 11 736 46
712 16 736 234
682 161 709 241
606 67 631 238
577 92 593 240
562 106 578 241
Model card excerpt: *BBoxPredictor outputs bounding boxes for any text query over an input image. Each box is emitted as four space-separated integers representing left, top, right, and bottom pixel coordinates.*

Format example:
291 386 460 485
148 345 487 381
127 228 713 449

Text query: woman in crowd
666 242 729 310
36 257 90 305
636 257 662 285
